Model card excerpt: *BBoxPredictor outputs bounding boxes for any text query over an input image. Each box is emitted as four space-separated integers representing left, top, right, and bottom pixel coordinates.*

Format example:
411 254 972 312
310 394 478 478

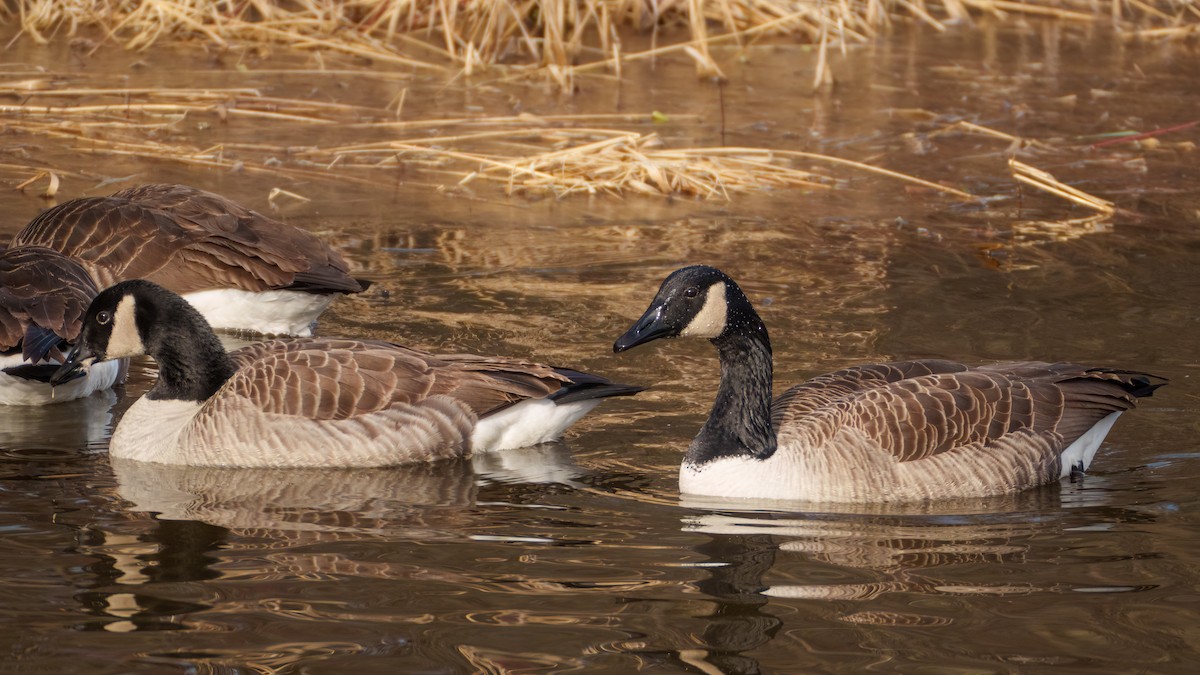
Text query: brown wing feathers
772 359 970 422
1053 369 1164 441
428 354 570 413
225 340 579 421
789 361 1162 464
11 184 366 295
0 247 98 357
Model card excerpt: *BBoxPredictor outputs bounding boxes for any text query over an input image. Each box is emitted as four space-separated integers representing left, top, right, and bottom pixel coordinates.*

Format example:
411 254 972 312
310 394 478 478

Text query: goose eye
684 287 699 298
96 311 112 326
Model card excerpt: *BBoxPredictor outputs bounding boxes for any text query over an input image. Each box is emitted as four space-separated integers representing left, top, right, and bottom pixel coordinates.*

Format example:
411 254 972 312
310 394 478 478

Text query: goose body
53 280 642 467
11 183 368 336
0 246 125 404
614 265 1164 502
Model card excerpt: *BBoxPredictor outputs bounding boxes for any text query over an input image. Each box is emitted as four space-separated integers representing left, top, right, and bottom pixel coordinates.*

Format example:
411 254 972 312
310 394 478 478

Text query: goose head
614 265 759 352
49 280 178 386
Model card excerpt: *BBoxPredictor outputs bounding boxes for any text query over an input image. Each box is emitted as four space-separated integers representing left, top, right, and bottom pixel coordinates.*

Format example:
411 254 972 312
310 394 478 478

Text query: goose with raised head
0 246 125 404
613 265 1164 502
11 183 368 336
52 280 643 467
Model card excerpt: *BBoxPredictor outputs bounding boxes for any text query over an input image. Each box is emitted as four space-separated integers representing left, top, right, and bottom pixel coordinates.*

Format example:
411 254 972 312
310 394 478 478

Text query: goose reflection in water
79 445 582 606
634 494 1064 673
109 442 584 536
0 388 117 452
61 443 589 669
679 487 1159 635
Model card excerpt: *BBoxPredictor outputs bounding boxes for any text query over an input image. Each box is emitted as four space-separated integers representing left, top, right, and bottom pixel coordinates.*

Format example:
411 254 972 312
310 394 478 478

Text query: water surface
1 19 1198 673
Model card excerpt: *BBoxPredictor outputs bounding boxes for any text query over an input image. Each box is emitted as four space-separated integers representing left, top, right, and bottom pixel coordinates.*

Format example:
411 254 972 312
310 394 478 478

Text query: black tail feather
22 325 65 364
3 362 82 384
550 368 646 405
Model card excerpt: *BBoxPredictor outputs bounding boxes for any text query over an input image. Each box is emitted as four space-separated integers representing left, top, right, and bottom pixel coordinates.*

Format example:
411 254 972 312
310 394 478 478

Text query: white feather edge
182 288 336 337
1057 411 1121 479
0 352 124 406
470 398 603 452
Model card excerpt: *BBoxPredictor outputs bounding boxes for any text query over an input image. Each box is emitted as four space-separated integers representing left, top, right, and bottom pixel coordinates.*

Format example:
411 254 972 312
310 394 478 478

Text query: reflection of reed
459 644 585 674
975 214 1115 272
317 214 898 408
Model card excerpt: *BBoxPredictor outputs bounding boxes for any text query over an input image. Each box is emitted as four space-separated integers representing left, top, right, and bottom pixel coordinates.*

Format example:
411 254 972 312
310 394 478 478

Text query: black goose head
49 280 165 386
614 265 748 353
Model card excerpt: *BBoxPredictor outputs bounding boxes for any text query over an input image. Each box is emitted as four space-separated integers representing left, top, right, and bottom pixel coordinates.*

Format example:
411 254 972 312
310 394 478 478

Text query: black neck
685 304 777 465
144 299 237 403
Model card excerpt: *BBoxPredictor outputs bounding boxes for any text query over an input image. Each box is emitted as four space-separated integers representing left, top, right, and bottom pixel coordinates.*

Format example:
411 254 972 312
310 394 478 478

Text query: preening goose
11 183 368 336
52 280 643 467
0 246 124 404
613 265 1164 502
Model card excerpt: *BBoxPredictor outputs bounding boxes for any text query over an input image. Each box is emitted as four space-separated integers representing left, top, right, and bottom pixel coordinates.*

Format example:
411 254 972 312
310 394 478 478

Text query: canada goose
52 279 642 467
613 265 1164 502
0 246 125 404
10 183 368 336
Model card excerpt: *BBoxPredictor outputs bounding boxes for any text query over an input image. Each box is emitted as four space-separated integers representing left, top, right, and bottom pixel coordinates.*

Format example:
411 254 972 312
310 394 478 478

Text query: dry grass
1008 159 1115 215
1 3 1186 205
4 1 1198 91
0 82 975 201
303 127 976 199
1 82 1167 208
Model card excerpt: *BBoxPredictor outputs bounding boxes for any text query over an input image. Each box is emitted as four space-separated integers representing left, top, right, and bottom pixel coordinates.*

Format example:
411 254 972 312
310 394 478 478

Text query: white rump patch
183 288 334 337
680 281 728 338
1058 412 1121 479
471 398 602 453
0 353 124 405
107 295 146 359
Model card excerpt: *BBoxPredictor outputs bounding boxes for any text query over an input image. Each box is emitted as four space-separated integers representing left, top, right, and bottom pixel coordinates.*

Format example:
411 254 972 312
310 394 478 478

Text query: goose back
222 339 572 420
11 183 365 295
0 246 96 357
769 359 970 421
776 362 1155 462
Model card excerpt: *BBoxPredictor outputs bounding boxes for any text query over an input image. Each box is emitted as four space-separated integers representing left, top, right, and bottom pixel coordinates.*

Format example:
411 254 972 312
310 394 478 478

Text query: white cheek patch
106 295 147 359
680 281 728 338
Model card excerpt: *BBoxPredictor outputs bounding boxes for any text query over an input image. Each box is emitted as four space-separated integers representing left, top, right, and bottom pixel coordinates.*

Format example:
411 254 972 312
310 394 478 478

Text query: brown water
2 19 1200 674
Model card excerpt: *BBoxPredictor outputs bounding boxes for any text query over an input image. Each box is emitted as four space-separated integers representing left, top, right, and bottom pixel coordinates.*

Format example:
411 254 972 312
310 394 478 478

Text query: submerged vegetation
0 1 1194 204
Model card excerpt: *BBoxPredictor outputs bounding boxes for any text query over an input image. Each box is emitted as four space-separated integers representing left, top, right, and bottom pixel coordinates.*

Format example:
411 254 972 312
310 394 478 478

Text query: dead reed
4 1 1197 91
1 4 1182 206
1008 159 1115 215
0 82 975 200
4 81 1169 210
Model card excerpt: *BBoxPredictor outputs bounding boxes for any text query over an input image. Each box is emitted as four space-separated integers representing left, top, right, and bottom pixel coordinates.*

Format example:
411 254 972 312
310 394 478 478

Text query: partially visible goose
613 265 1164 502
11 183 368 336
52 280 642 467
0 246 124 404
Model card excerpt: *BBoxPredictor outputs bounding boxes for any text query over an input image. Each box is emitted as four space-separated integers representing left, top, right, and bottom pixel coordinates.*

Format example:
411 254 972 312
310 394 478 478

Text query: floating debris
1009 159 1115 215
